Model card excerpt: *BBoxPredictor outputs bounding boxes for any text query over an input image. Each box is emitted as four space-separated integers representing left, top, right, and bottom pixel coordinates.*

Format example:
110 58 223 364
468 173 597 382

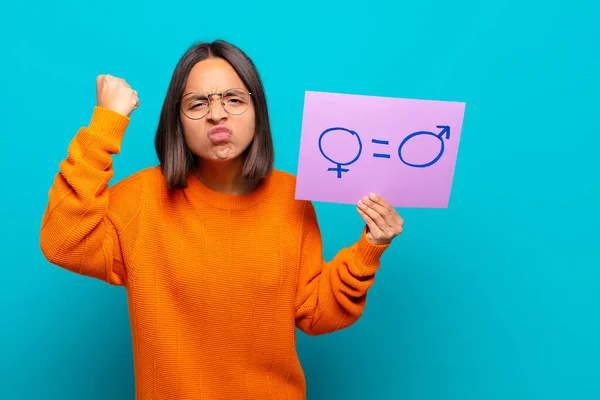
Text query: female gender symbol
318 127 363 178
398 125 450 168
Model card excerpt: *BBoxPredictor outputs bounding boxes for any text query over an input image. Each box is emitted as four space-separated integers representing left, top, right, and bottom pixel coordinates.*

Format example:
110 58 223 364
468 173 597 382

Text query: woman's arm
294 196 403 335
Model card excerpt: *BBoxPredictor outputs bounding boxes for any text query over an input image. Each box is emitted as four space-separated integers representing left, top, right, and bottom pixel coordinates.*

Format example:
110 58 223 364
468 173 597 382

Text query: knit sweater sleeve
39 107 145 286
294 200 389 335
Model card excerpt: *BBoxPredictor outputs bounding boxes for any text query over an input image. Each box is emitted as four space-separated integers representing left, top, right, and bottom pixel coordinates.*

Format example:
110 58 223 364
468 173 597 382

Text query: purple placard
295 91 466 208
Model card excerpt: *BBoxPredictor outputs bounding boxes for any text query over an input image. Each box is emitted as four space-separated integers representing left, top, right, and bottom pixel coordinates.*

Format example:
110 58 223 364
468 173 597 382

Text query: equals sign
372 139 390 158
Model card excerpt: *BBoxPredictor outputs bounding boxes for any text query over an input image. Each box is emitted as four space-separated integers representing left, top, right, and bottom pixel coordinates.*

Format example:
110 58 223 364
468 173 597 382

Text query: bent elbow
39 227 57 265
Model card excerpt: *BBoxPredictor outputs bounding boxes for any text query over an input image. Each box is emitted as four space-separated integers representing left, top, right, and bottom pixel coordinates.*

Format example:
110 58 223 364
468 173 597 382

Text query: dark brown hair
155 40 274 189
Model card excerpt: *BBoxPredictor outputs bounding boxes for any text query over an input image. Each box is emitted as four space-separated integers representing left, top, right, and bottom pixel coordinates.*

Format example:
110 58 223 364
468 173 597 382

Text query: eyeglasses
178 88 252 120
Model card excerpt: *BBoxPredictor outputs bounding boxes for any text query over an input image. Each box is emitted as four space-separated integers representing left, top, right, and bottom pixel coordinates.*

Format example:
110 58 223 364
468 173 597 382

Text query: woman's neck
194 158 259 195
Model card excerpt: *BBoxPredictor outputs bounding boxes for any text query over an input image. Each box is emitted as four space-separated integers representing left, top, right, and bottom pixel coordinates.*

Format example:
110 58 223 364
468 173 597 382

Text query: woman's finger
360 195 397 228
357 199 395 237
356 205 384 238
367 193 404 229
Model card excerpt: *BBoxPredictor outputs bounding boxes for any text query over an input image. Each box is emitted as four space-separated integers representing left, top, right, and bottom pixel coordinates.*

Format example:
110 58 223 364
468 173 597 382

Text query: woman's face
179 57 256 163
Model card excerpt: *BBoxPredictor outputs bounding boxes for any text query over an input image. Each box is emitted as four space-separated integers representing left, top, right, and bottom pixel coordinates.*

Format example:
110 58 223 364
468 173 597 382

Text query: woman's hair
155 40 274 189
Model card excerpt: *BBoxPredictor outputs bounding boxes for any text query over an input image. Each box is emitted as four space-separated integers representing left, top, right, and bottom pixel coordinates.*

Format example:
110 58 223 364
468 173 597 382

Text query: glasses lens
180 89 251 119
222 89 250 115
181 93 210 120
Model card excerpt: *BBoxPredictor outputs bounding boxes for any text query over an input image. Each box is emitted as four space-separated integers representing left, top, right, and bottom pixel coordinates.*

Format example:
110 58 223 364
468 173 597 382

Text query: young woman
40 40 404 399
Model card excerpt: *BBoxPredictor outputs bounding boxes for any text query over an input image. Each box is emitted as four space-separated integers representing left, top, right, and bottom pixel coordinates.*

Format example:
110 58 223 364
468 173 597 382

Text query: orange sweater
40 107 389 399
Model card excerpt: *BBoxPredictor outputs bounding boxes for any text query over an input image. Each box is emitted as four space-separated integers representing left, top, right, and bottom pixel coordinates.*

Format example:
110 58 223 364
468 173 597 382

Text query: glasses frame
177 88 253 120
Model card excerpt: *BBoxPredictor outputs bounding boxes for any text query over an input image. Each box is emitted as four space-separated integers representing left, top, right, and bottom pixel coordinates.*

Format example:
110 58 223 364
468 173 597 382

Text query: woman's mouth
208 126 232 144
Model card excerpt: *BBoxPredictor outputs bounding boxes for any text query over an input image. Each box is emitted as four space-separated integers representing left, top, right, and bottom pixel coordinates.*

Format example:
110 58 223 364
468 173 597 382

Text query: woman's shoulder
110 165 163 192
270 169 298 194
103 166 162 224
271 168 297 187
107 165 165 207
269 169 308 205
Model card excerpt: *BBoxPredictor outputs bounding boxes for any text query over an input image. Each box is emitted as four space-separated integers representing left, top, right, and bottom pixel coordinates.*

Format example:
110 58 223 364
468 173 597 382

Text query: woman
40 40 404 399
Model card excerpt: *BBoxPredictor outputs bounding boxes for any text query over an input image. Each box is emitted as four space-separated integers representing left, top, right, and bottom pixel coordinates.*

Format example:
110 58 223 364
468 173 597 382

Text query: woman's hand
357 193 404 245
96 74 140 117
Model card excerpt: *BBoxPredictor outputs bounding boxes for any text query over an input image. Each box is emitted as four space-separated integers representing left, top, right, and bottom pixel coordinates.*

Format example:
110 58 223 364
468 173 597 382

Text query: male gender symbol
398 125 450 168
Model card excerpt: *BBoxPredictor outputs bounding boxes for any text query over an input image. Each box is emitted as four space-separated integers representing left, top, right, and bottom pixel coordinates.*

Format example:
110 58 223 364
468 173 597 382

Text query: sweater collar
184 168 276 210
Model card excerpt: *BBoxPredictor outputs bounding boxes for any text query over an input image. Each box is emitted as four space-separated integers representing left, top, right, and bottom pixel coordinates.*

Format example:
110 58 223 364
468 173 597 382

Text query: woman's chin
196 147 241 163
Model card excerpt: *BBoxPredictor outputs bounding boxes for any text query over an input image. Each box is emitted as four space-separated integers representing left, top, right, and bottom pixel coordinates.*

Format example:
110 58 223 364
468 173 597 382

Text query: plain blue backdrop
1 0 599 399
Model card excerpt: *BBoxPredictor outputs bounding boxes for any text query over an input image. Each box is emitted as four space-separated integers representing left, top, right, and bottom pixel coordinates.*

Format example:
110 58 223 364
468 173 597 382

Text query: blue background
2 0 599 399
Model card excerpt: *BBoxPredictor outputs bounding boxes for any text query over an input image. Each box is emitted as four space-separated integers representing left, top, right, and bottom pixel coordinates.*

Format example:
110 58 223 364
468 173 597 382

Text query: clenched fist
96 75 139 117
